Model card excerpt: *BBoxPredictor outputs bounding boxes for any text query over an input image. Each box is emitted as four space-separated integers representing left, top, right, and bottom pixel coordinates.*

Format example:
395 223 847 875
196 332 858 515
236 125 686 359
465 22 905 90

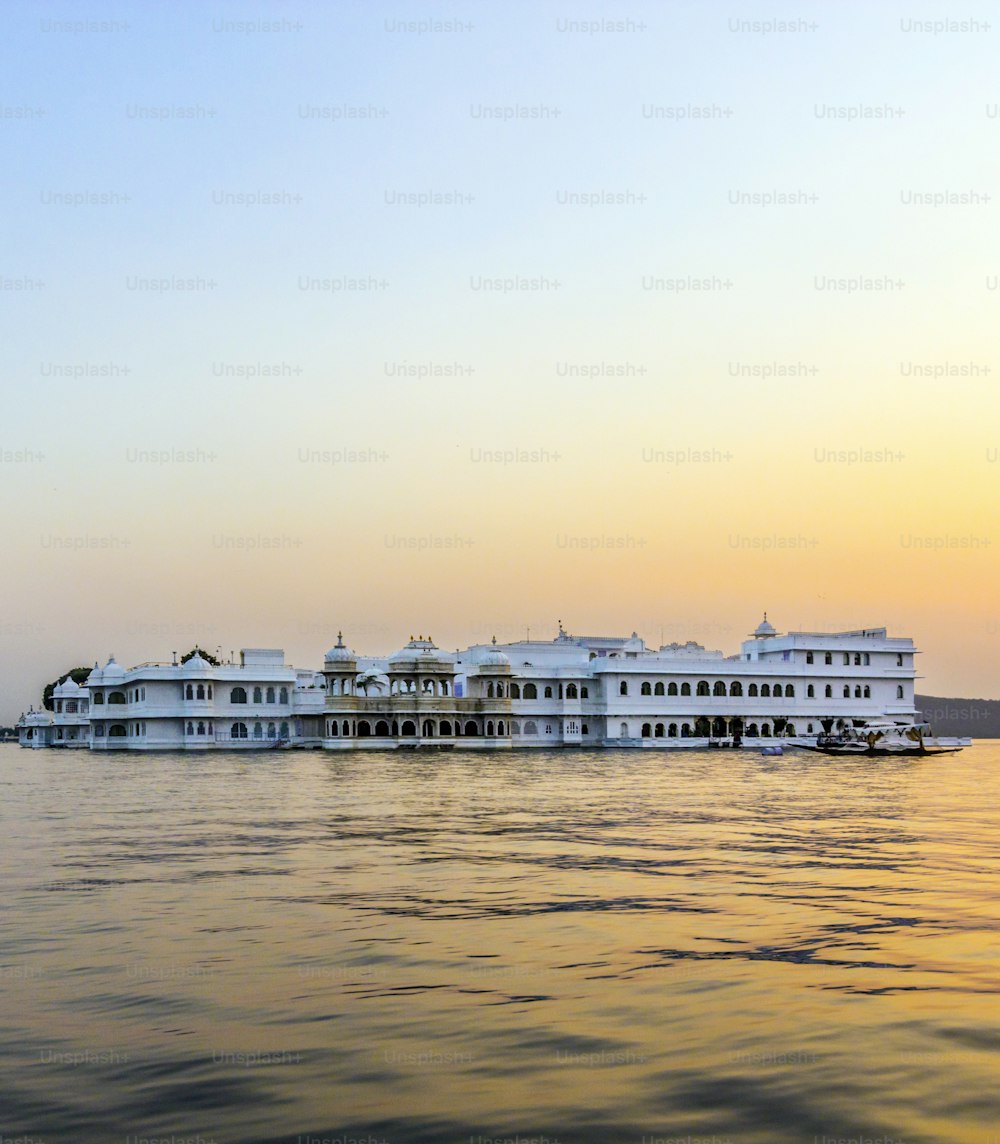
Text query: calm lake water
1 742 998 1144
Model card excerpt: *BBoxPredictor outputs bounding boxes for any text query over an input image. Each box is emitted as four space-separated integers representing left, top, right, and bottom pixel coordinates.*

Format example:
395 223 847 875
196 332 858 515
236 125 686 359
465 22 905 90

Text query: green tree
42 667 92 710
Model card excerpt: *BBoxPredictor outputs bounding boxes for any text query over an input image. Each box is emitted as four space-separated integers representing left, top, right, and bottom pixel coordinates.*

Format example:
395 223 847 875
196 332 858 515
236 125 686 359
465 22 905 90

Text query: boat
800 719 969 757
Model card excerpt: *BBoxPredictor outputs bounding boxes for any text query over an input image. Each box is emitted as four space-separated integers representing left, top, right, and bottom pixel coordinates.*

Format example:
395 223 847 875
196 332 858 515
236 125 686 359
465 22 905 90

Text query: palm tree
355 671 385 696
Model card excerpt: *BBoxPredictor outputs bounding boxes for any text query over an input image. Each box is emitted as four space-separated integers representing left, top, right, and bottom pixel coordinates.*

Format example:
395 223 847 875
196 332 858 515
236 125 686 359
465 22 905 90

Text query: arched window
844 653 850 665
558 684 563 700
697 681 710 696
730 681 743 696
186 721 194 735
510 722 519 735
581 687 588 699
108 724 127 737
231 687 247 704
566 683 578 699
807 723 814 734
807 684 814 698
524 721 538 735
824 652 832 665
266 687 275 703
497 721 505 735
267 722 276 738
863 653 870 666
642 723 652 738
196 684 205 699
748 683 758 697
695 717 710 737
487 682 494 698
253 722 263 739
773 684 782 698
231 722 248 739
746 723 758 737
329 720 338 737
863 686 870 698
785 723 796 736
786 684 795 698
681 722 692 737
841 685 849 698
510 683 521 699
279 687 288 703
197 722 205 735
207 686 212 699
486 721 495 736
524 683 537 699
93 692 104 704
402 720 417 736
185 684 194 700
641 682 652 696
681 682 691 696
668 682 678 696
440 720 452 736
253 687 262 703
713 681 726 696
761 723 771 737
108 691 126 704
654 723 664 738
279 721 289 737
654 682 664 696
854 686 861 698
668 723 678 737
896 685 904 699
375 720 390 736
854 653 861 666
619 722 629 737
544 686 553 699
619 681 628 696
806 652 814 664
760 684 770 698
825 685 832 698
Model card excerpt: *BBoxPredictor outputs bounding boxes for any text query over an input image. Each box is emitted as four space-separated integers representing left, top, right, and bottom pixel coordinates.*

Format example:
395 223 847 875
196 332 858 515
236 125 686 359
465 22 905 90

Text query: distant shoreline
917 695 1000 738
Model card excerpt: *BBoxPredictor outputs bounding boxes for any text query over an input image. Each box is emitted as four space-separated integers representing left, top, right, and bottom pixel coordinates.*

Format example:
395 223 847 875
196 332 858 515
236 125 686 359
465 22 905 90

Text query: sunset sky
3 0 999 719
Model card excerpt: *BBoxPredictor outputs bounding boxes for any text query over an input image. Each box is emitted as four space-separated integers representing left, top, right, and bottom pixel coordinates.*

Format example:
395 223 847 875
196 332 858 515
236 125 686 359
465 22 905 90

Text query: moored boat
800 719 969 757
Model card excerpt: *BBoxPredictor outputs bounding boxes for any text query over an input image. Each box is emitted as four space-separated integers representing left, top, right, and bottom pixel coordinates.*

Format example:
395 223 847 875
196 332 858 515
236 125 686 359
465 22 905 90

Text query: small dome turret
479 636 510 668
182 651 212 675
389 635 442 664
325 631 357 664
752 613 777 639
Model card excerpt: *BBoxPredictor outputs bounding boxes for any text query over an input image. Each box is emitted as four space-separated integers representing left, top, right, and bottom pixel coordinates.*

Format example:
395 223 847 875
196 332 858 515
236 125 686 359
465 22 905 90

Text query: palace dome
753 614 777 638
101 656 125 680
85 662 102 686
324 632 357 664
389 635 445 664
479 637 510 668
182 652 212 675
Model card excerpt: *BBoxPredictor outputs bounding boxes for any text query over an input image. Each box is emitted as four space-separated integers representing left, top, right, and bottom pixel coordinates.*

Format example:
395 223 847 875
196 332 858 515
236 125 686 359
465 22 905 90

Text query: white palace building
17 617 922 752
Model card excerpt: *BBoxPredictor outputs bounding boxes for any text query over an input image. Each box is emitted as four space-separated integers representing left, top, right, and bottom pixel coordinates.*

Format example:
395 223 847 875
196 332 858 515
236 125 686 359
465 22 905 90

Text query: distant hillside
915 695 1000 738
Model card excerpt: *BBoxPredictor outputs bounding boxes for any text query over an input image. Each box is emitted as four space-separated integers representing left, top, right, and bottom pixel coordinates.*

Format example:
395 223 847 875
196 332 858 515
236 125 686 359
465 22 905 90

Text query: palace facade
17 617 919 751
